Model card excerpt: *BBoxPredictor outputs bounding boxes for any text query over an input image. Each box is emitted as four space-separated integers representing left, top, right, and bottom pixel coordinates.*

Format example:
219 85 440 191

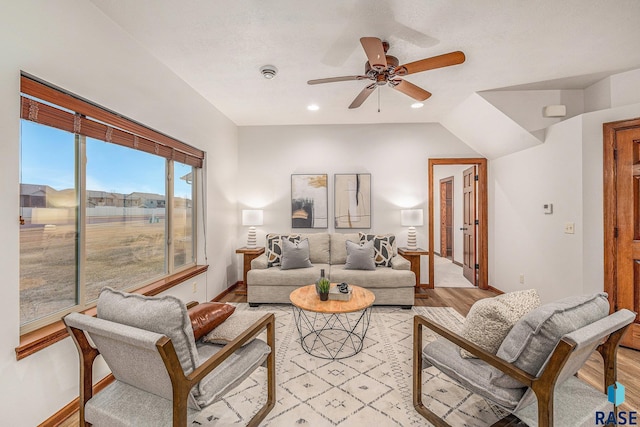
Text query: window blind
20 75 204 168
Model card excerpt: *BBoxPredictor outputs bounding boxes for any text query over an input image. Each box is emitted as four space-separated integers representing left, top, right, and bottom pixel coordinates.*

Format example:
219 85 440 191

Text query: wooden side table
398 247 429 299
235 247 265 295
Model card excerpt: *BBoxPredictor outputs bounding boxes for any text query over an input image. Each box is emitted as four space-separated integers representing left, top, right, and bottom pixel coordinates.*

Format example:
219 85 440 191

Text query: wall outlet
192 282 197 293
519 274 525 284
564 222 575 234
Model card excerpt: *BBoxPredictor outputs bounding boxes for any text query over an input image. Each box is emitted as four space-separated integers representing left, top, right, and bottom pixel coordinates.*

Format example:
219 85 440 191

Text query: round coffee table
290 284 375 360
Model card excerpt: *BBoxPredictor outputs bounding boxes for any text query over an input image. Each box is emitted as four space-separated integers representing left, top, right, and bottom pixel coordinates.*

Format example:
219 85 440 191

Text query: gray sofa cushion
344 240 376 270
281 238 313 270
97 287 199 378
300 233 330 264
422 338 525 409
492 292 610 388
265 233 300 267
248 263 330 287
330 233 360 265
329 264 415 288
390 254 410 270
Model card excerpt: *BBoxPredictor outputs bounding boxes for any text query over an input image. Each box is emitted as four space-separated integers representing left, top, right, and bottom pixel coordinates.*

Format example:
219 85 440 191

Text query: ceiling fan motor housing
365 55 400 75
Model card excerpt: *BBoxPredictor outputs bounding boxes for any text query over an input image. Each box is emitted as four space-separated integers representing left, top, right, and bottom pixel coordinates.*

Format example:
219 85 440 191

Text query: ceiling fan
308 37 465 109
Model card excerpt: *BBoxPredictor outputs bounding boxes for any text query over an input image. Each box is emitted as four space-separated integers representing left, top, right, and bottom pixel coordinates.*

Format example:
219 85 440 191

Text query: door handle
460 227 467 230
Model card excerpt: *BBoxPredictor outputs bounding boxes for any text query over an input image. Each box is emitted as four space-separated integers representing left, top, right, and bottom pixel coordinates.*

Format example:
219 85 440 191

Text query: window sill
15 264 209 360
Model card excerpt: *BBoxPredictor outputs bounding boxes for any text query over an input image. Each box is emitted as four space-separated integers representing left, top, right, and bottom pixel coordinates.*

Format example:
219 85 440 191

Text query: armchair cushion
202 310 266 346
195 339 271 407
459 289 540 358
97 287 199 377
493 292 610 388
281 238 313 270
422 338 525 409
188 302 236 341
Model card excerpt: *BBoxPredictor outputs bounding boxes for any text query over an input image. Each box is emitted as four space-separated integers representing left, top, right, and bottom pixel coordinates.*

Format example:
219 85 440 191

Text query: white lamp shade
400 209 423 227
242 209 263 226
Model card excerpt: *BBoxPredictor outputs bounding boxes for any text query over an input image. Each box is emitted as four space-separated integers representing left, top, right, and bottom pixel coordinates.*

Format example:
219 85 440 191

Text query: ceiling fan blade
390 79 432 101
349 83 377 109
307 75 368 85
360 37 387 71
395 51 465 76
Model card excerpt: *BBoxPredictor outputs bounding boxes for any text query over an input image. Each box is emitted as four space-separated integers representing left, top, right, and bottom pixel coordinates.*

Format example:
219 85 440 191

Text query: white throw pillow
459 289 540 359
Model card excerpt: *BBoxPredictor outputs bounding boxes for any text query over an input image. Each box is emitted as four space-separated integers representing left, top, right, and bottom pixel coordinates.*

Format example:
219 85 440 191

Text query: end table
398 247 429 299
235 247 265 295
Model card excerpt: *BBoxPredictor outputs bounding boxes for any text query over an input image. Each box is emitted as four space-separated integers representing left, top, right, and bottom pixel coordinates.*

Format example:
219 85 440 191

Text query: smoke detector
260 65 278 79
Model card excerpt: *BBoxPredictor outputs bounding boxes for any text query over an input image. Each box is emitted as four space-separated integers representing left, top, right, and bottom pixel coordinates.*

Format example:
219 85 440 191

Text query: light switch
543 203 553 214
564 222 575 234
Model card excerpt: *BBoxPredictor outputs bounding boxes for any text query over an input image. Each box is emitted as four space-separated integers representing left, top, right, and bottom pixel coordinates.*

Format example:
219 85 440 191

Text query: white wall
237 123 480 278
489 98 640 304
480 89 585 133
0 1 239 425
432 165 468 263
490 116 584 303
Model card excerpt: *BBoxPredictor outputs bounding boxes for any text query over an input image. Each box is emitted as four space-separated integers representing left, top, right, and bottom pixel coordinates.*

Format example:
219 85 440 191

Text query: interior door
462 166 477 285
605 120 640 349
440 177 453 259
440 180 447 257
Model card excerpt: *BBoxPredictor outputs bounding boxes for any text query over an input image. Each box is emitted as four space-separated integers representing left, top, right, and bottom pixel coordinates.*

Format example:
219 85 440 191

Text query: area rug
193 304 507 426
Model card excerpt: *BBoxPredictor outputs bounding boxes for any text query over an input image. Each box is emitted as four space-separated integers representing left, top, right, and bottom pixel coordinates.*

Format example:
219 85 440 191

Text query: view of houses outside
19 121 193 326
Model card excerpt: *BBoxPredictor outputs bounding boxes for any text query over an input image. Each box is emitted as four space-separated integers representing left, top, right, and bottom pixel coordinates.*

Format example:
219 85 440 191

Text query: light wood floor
56 287 639 426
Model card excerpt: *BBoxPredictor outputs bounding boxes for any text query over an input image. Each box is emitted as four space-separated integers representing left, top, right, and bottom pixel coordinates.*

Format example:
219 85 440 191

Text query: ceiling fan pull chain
377 87 381 113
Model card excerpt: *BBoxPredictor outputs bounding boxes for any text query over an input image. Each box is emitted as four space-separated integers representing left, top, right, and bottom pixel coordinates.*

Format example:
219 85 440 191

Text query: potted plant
317 278 330 301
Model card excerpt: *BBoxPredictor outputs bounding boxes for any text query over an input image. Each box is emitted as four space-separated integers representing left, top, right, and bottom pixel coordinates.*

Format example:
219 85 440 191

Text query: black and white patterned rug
194 304 506 426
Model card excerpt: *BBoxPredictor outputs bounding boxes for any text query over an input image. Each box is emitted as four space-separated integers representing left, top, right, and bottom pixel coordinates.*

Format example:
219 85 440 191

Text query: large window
19 75 201 332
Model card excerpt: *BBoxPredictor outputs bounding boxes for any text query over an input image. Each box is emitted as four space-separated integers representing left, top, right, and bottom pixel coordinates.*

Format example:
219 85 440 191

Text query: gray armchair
63 288 275 426
413 292 635 427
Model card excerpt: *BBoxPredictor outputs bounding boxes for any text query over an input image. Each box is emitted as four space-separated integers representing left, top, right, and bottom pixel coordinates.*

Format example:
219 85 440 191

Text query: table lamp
400 209 423 250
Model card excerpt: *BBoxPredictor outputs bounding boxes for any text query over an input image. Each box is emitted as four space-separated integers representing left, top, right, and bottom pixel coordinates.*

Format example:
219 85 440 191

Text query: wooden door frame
604 117 640 311
429 158 488 290
439 176 454 260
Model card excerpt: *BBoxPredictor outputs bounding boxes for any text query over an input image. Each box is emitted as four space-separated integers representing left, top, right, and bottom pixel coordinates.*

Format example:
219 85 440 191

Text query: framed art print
334 173 371 229
291 174 328 228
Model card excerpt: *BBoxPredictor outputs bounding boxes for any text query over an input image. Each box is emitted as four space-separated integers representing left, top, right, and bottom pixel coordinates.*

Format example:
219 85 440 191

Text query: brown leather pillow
187 302 236 341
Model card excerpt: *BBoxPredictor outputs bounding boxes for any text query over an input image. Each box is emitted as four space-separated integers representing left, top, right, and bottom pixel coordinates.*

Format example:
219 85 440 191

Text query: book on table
328 284 352 301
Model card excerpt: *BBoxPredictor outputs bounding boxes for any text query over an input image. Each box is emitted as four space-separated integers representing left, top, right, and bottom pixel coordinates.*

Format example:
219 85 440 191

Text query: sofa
247 232 415 307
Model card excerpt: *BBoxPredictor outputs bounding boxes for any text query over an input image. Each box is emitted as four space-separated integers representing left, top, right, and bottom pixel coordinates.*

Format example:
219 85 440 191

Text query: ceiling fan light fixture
411 102 424 109
260 65 278 79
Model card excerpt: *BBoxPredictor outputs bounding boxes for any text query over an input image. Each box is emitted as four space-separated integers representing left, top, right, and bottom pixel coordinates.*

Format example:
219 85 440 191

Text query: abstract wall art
334 173 371 229
291 174 328 228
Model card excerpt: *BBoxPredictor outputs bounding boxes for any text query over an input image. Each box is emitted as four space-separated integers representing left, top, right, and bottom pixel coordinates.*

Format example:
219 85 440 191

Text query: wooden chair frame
67 312 276 427
412 315 630 427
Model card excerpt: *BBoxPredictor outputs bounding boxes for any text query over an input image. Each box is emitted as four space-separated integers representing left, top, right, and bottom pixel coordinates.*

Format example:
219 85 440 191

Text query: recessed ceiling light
307 104 319 111
411 102 424 109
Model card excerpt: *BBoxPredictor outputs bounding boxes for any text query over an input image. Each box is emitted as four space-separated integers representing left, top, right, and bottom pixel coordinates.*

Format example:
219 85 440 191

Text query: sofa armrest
391 254 410 270
251 253 269 269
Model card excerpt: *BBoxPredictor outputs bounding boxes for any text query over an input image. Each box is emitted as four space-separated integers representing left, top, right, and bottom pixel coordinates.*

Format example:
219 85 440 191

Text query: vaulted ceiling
90 0 640 126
